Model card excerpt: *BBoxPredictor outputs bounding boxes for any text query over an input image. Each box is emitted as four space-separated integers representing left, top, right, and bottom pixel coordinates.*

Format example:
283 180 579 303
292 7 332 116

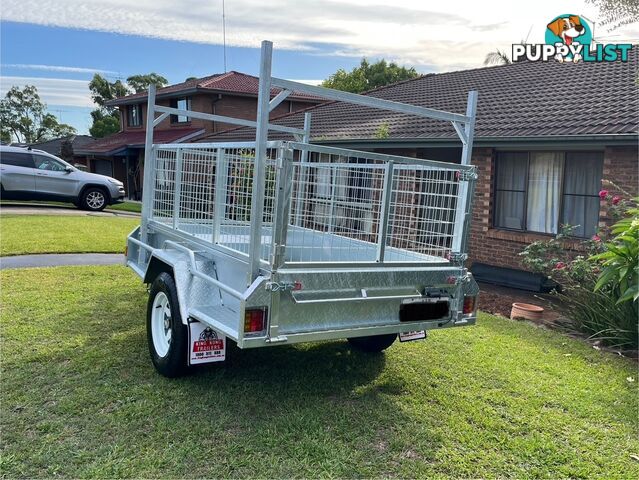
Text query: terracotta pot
510 302 544 321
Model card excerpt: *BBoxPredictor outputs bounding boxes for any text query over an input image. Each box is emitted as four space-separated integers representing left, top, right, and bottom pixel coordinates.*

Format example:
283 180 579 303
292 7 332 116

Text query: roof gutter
314 134 639 149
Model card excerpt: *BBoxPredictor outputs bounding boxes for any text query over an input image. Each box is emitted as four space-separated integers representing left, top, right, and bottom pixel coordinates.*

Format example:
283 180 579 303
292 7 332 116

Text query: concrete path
0 253 126 270
0 203 140 217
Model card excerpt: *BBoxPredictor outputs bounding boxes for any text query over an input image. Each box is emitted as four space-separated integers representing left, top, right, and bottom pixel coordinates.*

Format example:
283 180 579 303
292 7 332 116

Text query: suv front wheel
81 187 107 211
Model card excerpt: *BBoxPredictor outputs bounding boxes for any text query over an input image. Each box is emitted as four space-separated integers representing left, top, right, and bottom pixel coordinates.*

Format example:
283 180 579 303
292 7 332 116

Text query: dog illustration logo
512 14 632 63
545 14 591 63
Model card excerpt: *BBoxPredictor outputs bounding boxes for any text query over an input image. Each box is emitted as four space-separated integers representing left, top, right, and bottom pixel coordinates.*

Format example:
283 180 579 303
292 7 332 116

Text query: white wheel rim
151 291 172 357
87 191 105 209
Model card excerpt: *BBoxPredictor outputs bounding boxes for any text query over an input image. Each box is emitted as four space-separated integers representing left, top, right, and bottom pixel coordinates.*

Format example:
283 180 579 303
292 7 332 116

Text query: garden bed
477 282 560 322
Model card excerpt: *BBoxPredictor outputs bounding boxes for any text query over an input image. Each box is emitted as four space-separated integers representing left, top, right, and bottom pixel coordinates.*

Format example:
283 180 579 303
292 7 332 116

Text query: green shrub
519 189 638 350
591 198 638 304
551 287 637 349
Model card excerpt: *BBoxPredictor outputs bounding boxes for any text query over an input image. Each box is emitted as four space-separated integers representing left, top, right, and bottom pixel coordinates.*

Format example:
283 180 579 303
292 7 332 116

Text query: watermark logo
512 14 633 63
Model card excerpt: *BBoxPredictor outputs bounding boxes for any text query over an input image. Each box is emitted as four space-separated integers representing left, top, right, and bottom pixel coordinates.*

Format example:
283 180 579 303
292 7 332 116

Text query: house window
170 97 191 123
127 104 142 127
309 154 374 234
494 151 603 237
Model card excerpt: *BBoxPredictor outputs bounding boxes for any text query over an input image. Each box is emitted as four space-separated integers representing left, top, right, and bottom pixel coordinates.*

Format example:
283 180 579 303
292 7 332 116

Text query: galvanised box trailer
126 41 480 377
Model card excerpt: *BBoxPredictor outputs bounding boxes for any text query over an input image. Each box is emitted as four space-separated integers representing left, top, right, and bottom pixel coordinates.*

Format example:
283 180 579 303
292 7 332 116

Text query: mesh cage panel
150 143 472 265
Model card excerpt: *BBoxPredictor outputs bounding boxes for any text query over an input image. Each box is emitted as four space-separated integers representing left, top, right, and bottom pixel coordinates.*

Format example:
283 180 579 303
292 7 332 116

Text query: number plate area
399 296 450 322
399 330 427 342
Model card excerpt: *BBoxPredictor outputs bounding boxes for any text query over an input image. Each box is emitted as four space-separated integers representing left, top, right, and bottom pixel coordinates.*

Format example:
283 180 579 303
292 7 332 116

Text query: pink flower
612 195 621 205
591 234 601 242
599 189 609 200
555 262 567 270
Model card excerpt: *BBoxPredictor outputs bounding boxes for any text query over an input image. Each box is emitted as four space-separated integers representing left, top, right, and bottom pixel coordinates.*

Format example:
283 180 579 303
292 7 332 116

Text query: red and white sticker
399 330 427 342
188 319 226 365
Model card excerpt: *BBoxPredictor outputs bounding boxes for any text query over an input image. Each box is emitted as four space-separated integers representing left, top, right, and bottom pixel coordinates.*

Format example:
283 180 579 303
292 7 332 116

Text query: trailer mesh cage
148 142 476 265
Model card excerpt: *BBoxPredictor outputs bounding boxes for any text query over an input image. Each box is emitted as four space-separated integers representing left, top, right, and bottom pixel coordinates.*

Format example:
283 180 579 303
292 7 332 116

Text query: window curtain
562 152 603 237
495 153 527 230
526 152 563 234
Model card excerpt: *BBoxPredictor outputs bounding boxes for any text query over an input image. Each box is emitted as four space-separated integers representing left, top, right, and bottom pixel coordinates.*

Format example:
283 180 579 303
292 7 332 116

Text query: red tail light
463 295 477 315
244 307 267 333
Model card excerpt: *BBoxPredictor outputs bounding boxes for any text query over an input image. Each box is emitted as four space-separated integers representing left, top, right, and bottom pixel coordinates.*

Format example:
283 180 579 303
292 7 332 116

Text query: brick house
197 52 638 283
77 71 322 199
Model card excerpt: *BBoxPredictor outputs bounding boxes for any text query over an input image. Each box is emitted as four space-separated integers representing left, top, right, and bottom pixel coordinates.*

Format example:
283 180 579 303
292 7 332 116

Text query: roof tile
202 50 639 142
77 128 203 155
107 71 322 106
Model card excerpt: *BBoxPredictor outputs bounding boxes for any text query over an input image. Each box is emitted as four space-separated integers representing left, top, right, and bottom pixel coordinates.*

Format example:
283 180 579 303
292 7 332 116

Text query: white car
0 146 125 211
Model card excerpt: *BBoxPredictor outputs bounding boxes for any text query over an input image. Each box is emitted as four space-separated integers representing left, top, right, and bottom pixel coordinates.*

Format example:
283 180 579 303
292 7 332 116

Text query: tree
484 49 512 66
88 74 129 138
0 85 76 143
586 0 639 30
322 59 419 93
89 110 121 138
126 73 168 93
88 73 170 137
88 74 129 109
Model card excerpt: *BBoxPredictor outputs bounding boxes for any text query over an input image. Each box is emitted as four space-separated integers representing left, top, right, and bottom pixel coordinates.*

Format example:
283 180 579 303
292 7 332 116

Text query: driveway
0 202 139 217
0 253 126 270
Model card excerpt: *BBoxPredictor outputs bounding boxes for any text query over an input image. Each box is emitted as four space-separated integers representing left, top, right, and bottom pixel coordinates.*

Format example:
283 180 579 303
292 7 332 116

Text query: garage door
93 159 113 177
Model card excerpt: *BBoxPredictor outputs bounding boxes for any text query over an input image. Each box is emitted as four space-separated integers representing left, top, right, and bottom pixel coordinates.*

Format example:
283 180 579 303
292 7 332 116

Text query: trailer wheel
347 333 397 353
147 272 188 377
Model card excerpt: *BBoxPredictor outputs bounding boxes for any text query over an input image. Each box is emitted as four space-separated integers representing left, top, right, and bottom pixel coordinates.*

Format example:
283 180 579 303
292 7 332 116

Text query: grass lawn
107 201 142 213
1 266 637 478
0 215 139 256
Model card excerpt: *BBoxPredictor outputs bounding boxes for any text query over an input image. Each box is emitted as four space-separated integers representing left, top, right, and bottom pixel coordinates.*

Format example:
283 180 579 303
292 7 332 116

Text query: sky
1 0 637 135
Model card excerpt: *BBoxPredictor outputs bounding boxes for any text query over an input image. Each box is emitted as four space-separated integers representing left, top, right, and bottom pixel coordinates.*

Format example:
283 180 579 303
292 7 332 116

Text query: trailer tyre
347 333 397 352
147 272 189 377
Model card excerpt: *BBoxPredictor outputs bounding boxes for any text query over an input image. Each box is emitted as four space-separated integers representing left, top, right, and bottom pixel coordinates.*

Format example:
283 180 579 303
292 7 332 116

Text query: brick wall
119 95 316 134
601 146 639 224
467 145 639 271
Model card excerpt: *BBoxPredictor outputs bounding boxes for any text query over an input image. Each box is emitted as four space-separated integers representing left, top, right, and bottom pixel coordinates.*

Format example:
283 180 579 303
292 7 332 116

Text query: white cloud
0 76 93 108
3 0 636 71
290 79 323 86
2 64 116 74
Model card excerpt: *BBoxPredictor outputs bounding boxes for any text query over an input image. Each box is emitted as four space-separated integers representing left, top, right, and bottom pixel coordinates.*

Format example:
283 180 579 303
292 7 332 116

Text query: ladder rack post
248 40 274 284
451 90 478 255
139 83 157 264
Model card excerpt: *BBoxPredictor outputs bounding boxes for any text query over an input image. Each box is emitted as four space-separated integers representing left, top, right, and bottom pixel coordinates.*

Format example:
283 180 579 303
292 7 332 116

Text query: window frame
493 152 530 232
170 97 192 124
126 104 142 127
492 150 603 238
